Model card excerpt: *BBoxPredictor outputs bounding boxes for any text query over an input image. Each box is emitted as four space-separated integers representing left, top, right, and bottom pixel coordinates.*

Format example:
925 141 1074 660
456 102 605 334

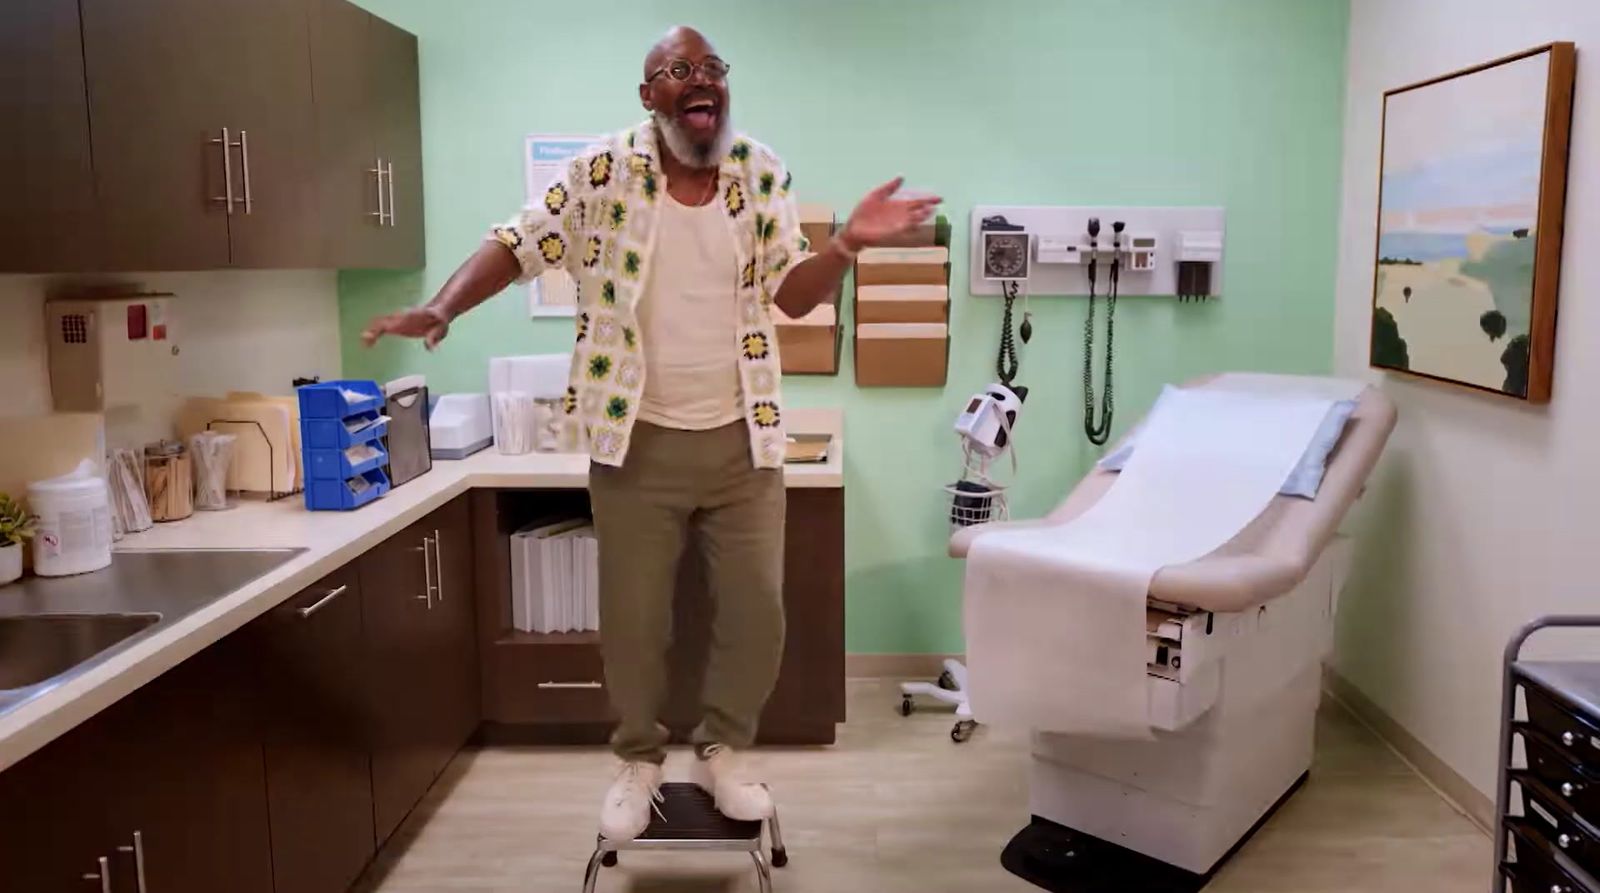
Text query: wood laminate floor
357 679 1489 892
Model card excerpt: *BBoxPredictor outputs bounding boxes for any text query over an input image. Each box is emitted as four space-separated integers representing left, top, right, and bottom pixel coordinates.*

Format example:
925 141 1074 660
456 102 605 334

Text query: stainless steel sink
0 614 163 690
0 547 304 717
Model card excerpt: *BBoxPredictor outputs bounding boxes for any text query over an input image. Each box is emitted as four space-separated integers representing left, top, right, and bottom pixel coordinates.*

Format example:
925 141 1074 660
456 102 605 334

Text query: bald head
639 25 732 169
644 26 715 80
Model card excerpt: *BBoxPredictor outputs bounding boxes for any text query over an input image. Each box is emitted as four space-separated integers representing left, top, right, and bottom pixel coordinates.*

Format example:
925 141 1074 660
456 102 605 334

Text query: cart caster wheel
951 720 976 743
772 848 789 868
601 852 618 867
937 669 957 691
899 696 915 717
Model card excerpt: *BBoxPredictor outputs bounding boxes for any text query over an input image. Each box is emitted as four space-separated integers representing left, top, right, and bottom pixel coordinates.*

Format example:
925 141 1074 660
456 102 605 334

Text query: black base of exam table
1000 772 1308 893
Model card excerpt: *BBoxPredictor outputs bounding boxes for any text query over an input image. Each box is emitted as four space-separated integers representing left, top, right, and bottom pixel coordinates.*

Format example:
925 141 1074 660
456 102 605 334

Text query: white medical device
429 393 494 459
953 383 1024 458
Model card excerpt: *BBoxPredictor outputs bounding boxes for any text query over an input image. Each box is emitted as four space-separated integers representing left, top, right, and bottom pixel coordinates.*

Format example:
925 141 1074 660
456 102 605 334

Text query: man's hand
361 305 451 351
838 177 943 252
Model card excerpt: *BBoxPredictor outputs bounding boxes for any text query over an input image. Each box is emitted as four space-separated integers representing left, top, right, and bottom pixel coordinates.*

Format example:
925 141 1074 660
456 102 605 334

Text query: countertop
0 418 842 772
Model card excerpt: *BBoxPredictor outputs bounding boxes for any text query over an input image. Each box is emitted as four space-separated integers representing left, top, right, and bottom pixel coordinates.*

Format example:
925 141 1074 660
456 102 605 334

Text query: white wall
1334 0 1600 800
0 271 342 443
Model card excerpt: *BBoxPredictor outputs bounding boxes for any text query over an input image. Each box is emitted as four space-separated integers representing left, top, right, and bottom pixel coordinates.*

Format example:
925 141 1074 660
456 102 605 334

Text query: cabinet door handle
369 158 385 223
209 128 235 214
385 161 396 226
83 856 112 893
298 584 350 619
238 129 253 215
432 529 444 602
414 539 435 608
116 830 148 893
538 681 602 690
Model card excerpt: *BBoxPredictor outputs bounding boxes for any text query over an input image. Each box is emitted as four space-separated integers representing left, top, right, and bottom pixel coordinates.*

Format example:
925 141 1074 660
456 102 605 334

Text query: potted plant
0 494 38 585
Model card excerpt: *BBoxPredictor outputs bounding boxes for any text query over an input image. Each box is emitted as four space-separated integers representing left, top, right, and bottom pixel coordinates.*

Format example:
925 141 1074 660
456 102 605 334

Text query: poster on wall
1369 43 1575 403
525 134 602 318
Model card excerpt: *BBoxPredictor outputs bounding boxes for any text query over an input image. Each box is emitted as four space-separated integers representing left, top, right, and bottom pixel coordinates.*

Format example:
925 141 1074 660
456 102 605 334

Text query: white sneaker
599 761 664 841
691 743 773 821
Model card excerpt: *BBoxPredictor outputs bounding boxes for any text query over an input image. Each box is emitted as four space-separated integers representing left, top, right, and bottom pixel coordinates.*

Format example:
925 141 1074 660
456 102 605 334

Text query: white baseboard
1323 667 1493 832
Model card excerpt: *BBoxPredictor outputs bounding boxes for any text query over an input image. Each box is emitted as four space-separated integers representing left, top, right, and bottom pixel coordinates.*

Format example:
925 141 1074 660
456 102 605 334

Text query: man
362 26 939 841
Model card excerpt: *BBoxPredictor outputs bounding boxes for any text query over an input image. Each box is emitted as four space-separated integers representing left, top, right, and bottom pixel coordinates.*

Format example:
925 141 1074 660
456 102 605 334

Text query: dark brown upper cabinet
0 0 102 273
0 0 424 274
310 0 427 269
79 0 321 270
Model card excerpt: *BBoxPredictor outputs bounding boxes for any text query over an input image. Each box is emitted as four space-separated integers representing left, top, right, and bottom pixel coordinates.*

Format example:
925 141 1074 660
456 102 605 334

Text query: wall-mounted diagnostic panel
968 206 1225 299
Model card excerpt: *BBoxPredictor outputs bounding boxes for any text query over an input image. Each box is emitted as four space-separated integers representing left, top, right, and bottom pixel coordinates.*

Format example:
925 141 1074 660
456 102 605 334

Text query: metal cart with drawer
1495 616 1600 893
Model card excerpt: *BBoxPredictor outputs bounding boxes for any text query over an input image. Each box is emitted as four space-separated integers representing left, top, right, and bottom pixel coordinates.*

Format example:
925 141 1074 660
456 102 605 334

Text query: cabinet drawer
1507 824 1598 893
1529 685 1600 767
524 640 611 722
1523 726 1600 821
1521 774 1600 880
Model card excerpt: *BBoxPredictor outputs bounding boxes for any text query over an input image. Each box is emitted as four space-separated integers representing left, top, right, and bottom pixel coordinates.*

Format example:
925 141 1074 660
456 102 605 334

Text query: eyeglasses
647 57 731 84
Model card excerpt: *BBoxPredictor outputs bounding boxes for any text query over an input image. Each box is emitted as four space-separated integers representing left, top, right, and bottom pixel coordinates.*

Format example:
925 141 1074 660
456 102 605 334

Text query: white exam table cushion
951 377 1396 615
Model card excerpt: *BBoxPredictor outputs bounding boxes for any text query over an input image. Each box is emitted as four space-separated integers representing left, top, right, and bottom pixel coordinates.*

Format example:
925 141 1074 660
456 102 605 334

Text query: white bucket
28 460 114 577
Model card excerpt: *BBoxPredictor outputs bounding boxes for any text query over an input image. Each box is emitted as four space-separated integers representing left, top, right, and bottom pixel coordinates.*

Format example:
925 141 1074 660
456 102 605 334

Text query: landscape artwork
1370 44 1574 403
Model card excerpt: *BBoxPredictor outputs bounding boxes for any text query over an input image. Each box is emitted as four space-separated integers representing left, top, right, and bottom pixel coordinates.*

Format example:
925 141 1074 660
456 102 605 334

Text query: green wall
339 0 1349 654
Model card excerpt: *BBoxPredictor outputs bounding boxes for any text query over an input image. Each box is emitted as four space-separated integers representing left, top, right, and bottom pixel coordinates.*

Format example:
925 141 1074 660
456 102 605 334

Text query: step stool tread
638 783 763 841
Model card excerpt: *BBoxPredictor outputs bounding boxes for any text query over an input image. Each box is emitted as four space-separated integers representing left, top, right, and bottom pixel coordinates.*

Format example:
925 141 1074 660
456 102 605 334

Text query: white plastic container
28 460 114 577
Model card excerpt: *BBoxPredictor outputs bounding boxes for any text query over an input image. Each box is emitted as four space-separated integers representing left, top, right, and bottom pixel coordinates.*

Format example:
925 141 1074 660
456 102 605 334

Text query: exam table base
1000 772 1307 893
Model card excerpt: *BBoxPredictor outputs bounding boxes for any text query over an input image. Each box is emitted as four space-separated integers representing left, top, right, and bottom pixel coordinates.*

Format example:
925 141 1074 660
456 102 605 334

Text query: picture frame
1369 43 1576 403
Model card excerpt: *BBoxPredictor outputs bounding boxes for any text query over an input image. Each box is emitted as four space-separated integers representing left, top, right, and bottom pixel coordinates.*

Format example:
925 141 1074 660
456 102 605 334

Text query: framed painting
1370 43 1576 402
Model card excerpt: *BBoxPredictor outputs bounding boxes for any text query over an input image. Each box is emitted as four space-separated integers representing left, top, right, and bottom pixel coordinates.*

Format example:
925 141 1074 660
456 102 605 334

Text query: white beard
652 109 734 170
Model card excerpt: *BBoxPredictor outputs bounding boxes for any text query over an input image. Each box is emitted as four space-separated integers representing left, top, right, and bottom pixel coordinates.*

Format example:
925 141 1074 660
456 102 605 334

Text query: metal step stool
582 783 788 893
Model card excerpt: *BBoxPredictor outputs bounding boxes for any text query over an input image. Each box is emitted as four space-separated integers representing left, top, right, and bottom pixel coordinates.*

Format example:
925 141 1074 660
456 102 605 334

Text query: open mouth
678 93 721 132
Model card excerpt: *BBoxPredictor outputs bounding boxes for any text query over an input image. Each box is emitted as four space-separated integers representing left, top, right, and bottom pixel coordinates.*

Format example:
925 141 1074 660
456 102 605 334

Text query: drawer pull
1564 731 1577 747
538 681 602 690
298 585 350 619
115 830 148 893
1559 833 1573 849
1563 782 1579 798
83 856 112 893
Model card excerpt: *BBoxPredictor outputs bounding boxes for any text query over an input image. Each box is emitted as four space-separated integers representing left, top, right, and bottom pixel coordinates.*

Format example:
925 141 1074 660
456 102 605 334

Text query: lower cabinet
251 564 376 893
360 495 480 845
0 493 480 893
0 634 273 893
475 487 846 744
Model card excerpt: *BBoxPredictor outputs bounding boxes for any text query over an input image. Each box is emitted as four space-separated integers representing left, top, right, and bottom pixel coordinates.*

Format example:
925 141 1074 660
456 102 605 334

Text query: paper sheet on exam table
964 388 1338 738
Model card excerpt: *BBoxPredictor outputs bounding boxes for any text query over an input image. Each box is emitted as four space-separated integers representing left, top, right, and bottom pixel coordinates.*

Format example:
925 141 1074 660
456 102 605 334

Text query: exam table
947 377 1397 891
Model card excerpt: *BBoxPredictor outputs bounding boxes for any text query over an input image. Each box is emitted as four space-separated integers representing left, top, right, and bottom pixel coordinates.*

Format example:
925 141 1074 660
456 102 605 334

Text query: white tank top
635 193 742 431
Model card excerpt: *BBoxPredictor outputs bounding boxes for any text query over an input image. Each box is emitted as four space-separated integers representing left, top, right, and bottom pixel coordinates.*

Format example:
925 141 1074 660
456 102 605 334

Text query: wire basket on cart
944 479 1010 533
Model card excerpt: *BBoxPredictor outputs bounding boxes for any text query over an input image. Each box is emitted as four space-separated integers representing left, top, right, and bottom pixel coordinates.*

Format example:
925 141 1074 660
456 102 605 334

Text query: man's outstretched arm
773 176 941 319
361 242 522 350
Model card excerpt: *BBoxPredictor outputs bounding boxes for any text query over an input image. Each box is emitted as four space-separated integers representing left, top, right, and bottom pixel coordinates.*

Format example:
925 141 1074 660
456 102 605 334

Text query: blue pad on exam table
1096 386 1358 500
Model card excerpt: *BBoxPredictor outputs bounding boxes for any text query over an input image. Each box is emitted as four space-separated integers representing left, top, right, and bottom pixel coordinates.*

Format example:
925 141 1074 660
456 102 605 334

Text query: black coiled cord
997 280 1020 386
1083 248 1118 445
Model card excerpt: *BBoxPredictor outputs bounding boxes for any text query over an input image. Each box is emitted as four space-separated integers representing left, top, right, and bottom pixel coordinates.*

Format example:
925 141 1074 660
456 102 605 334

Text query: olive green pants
588 421 786 764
